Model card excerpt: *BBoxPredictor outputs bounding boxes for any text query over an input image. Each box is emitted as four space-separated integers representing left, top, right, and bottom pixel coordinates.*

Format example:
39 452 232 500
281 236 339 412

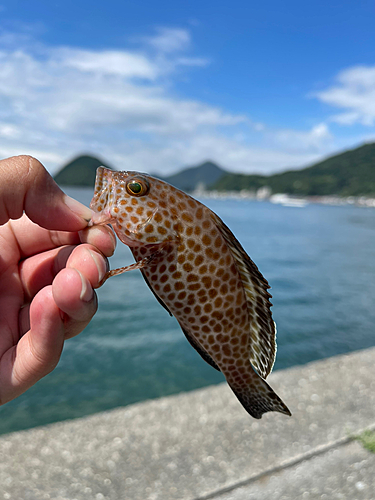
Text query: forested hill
54 157 227 189
212 142 375 196
54 143 375 196
54 155 112 187
162 161 226 191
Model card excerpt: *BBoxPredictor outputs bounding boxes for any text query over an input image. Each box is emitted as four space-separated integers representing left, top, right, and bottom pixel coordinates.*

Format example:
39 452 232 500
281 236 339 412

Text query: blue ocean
1 189 374 435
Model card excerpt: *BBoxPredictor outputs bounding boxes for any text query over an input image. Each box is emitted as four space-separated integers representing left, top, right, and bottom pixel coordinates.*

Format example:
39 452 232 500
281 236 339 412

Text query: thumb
0 155 93 231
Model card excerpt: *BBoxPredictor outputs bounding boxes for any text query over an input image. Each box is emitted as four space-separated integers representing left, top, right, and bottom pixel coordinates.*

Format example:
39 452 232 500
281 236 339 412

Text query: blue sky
1 0 375 175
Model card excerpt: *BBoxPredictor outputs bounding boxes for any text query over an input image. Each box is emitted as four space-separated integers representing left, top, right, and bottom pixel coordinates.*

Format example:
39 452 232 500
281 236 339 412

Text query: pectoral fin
99 253 160 286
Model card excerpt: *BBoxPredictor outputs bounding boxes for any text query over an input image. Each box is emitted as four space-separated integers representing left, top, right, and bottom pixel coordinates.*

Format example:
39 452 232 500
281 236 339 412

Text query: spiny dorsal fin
211 212 276 379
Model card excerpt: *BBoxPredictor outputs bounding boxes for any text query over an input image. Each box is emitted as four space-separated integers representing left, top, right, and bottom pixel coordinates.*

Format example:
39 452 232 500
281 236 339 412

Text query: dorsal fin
211 212 276 379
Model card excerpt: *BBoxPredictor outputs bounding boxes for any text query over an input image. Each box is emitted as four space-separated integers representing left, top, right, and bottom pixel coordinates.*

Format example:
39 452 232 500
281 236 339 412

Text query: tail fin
228 370 291 419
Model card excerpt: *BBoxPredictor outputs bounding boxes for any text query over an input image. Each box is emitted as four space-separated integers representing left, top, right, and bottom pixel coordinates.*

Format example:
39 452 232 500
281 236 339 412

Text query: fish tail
228 367 291 419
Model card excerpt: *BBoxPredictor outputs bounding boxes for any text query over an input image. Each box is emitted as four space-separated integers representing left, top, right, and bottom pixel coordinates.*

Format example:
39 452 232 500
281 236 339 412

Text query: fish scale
90 167 291 419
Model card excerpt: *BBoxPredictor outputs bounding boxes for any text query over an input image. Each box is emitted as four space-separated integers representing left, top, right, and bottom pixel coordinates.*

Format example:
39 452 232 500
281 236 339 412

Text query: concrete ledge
0 347 374 500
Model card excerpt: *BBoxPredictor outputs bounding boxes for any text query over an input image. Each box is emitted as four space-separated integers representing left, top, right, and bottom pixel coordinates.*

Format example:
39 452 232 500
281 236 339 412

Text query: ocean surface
1 189 374 435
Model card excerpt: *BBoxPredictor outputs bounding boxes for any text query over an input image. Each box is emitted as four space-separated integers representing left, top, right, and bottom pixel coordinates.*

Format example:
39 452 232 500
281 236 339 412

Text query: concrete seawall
0 347 374 500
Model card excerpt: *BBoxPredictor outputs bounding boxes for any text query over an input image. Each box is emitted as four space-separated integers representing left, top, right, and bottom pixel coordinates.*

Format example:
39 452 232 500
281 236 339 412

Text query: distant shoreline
61 184 375 208
193 188 375 208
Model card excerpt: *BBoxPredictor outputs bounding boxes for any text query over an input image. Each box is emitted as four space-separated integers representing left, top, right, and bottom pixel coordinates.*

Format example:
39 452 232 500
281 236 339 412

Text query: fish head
90 167 179 247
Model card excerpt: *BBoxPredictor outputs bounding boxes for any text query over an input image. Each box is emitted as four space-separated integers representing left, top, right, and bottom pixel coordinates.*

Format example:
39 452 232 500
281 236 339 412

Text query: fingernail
64 195 94 222
77 270 94 302
88 250 107 284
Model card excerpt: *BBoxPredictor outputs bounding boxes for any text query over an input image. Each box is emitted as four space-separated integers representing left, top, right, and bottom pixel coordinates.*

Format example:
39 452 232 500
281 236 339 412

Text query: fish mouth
89 166 113 225
88 166 141 246
93 165 110 191
91 166 112 202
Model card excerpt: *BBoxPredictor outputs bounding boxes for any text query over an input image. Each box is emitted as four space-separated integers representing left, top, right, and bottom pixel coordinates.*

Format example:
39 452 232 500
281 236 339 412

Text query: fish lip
87 219 144 248
88 212 113 227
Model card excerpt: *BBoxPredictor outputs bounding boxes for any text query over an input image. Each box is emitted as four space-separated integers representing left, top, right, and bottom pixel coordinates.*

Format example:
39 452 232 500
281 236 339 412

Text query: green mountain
212 142 375 196
163 161 227 191
54 155 112 187
54 142 375 196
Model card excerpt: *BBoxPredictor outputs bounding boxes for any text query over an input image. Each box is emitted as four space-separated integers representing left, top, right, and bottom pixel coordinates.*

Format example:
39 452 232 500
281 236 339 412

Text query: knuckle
24 156 45 183
6 155 46 186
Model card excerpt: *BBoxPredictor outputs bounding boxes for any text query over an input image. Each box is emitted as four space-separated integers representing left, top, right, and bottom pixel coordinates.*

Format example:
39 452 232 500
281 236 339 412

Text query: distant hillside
163 161 227 191
54 155 112 187
212 142 375 196
53 142 375 196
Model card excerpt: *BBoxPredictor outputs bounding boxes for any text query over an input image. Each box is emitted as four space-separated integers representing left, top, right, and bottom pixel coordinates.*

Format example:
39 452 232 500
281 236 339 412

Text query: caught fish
90 167 291 419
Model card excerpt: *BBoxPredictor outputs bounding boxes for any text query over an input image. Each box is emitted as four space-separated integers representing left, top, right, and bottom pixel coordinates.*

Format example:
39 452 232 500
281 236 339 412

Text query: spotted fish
89 167 291 419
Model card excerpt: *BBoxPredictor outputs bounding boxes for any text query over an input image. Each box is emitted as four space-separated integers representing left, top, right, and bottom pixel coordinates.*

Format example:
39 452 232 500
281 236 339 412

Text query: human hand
0 155 116 405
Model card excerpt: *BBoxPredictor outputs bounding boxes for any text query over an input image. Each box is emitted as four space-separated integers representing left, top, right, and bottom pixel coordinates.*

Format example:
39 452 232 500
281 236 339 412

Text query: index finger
0 155 92 230
9 215 81 259
9 215 116 259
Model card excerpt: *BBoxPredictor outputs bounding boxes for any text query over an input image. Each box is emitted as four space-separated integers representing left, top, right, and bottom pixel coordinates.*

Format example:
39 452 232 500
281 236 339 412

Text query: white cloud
0 42 242 136
88 133 324 176
145 28 191 53
0 122 20 138
0 29 256 175
175 56 209 67
273 123 333 152
316 65 375 126
0 27 353 177
57 48 158 79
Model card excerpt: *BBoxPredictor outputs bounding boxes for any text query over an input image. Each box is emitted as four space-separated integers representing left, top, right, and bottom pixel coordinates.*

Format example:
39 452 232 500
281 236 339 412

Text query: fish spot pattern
90 167 291 420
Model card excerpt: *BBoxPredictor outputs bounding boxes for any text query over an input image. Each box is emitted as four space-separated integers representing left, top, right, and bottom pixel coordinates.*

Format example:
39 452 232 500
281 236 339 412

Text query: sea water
1 189 374 435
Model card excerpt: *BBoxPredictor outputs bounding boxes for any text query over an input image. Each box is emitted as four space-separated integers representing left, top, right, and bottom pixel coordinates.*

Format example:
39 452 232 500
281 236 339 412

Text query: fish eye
126 179 149 197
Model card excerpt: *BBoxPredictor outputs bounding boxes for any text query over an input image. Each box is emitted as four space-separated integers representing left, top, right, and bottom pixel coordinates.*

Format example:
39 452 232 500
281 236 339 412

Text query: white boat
270 193 308 207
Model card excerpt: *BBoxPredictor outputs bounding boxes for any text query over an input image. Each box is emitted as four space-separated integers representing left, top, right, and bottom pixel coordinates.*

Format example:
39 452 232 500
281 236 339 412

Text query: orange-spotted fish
89 167 291 419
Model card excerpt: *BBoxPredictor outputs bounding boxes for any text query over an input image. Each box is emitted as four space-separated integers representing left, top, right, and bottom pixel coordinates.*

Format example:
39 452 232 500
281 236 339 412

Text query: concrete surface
214 440 375 500
0 347 374 500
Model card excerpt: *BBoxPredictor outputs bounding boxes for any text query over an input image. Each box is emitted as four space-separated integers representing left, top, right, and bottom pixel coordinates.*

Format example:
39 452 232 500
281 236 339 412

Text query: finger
79 225 116 257
0 286 65 405
19 265 99 340
0 155 92 230
9 215 116 260
0 268 99 404
9 215 81 259
19 245 76 302
18 305 30 337
52 267 98 339
20 244 109 301
65 245 108 289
